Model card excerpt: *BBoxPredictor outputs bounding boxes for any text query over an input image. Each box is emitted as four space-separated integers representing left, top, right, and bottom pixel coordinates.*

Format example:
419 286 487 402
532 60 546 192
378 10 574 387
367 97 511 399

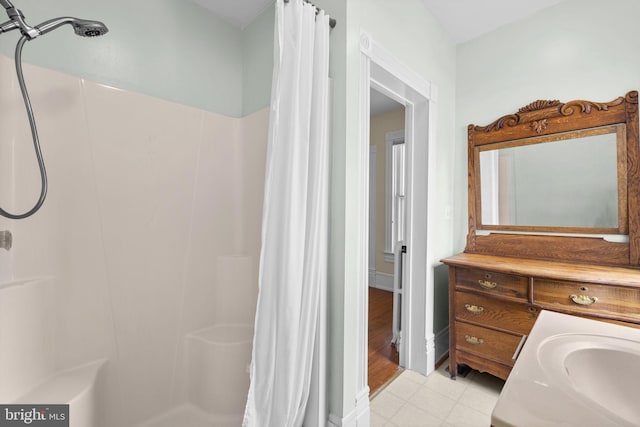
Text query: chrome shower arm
35 17 75 35
0 0 38 38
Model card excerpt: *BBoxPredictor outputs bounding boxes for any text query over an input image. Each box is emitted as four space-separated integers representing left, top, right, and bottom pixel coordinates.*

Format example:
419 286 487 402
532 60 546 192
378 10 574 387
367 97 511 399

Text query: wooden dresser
445 91 640 380
442 253 640 380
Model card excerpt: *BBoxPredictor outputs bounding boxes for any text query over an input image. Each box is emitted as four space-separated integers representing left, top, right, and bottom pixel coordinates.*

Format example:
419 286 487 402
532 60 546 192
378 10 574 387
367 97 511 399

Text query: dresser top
441 253 640 287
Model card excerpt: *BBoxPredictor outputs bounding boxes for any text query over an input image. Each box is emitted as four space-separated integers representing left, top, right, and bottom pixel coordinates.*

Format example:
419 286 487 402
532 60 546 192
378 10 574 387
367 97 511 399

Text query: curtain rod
283 0 337 29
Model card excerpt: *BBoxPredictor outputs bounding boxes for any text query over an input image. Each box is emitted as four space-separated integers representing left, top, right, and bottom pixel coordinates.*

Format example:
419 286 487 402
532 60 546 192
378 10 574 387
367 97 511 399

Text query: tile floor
370 360 505 426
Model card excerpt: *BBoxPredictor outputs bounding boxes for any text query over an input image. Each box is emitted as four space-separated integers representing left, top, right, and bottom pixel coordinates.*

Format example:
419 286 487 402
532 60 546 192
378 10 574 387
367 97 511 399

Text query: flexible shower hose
0 35 48 219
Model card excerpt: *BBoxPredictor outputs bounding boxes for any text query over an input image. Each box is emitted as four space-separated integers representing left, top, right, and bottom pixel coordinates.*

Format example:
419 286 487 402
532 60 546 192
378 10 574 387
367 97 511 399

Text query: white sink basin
492 311 640 427
538 334 640 425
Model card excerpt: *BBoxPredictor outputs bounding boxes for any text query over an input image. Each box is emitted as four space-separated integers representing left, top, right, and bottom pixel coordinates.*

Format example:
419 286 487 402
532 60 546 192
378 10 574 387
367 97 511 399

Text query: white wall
0 57 267 426
455 0 640 249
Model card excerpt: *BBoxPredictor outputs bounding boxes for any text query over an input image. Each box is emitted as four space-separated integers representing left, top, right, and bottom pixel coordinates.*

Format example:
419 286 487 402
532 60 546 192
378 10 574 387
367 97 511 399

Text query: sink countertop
491 310 640 427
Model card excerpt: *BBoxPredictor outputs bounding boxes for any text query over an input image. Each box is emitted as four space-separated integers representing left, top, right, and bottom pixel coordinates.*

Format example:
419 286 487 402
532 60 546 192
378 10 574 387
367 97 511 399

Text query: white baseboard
355 387 370 426
328 410 356 427
420 332 434 376
328 413 347 427
369 271 393 292
328 387 370 427
368 269 376 287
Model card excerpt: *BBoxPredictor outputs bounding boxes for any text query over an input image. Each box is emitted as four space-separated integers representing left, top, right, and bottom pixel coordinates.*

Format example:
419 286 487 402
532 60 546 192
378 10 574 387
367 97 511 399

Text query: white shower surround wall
0 55 268 426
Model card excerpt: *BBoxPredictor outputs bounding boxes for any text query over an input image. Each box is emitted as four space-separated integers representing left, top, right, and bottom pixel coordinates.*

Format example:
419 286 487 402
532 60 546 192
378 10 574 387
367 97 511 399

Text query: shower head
0 1 109 39
35 17 108 37
72 19 108 37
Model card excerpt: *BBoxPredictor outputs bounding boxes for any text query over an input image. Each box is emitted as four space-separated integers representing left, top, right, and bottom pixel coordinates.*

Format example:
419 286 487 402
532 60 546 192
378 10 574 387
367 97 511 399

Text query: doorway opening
355 34 437 418
367 89 405 394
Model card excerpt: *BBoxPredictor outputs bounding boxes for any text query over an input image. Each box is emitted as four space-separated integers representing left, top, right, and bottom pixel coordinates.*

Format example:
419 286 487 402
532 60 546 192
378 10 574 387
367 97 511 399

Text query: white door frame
355 32 438 419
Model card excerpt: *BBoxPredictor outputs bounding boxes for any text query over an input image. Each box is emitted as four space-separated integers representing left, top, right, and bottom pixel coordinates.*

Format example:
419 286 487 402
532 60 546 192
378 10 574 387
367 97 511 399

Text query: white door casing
351 32 438 426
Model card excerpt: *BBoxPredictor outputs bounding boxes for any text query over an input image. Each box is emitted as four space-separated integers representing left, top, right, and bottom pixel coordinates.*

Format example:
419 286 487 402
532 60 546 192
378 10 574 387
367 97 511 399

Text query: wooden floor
368 287 400 395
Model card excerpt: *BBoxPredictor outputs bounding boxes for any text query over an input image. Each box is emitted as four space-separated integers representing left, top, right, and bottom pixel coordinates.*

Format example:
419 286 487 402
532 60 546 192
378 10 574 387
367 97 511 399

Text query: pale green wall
433 263 449 343
0 0 245 117
455 0 640 249
242 5 275 116
356 0 459 274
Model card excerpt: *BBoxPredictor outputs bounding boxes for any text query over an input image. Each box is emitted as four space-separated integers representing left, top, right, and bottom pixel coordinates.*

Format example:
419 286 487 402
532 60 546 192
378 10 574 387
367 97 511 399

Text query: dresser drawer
454 291 538 334
455 267 528 300
455 321 523 367
533 279 640 321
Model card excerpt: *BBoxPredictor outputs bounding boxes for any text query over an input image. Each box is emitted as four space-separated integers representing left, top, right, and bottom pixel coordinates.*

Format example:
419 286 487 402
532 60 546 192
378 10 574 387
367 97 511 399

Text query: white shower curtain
243 0 331 426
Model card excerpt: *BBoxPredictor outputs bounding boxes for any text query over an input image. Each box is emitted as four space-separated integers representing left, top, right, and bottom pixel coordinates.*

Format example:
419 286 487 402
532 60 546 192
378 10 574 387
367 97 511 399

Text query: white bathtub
186 324 253 418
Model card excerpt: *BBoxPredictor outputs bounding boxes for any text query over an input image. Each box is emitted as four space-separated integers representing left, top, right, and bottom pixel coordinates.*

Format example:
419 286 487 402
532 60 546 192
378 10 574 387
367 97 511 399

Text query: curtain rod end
283 0 336 28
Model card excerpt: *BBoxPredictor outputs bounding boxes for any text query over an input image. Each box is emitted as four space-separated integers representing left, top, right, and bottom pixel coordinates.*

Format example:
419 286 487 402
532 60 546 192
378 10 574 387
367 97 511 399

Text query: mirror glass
479 126 622 230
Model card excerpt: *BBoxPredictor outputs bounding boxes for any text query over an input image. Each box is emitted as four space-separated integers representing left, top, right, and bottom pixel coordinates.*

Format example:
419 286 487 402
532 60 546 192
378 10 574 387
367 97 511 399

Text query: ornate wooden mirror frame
465 90 639 266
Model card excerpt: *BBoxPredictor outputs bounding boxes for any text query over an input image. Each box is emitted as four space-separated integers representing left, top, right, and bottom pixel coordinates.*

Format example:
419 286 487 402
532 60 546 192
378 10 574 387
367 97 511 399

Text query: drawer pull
478 279 497 289
464 335 484 345
465 304 484 314
570 294 598 306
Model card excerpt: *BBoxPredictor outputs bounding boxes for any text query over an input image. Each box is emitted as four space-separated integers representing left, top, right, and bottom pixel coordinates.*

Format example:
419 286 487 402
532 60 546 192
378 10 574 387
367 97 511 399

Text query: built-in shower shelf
14 359 106 427
0 276 53 291
15 359 105 404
